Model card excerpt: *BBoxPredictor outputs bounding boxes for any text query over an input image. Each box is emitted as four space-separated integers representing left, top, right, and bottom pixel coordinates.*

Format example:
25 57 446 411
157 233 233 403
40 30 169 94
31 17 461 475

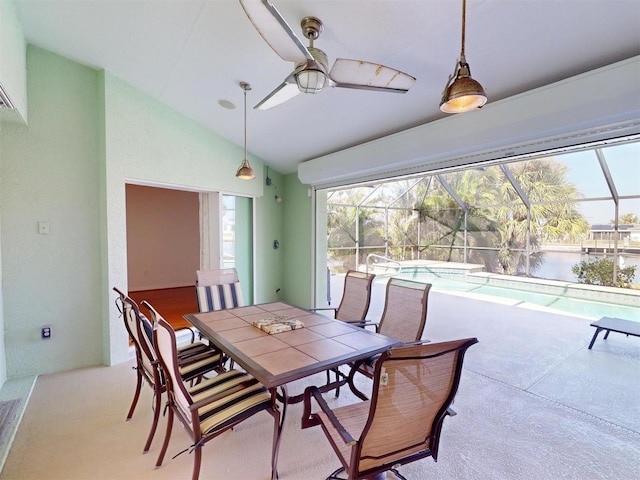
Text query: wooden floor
129 286 197 330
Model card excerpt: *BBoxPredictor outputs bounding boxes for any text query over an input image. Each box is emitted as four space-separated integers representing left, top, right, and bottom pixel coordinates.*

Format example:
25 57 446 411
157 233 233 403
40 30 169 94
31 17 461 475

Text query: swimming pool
393 268 640 322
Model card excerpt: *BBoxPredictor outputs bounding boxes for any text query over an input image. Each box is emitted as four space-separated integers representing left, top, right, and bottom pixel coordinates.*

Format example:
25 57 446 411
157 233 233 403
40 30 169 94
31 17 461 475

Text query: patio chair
302 338 478 480
144 300 283 480
113 287 224 453
195 268 245 312
312 270 375 322
347 278 432 400
310 270 376 396
195 268 246 368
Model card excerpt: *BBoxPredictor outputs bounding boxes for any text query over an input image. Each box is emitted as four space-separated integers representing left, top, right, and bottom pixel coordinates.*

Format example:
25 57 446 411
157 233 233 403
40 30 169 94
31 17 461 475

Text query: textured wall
0 45 305 374
0 1 27 123
254 168 284 304
1 46 103 376
103 73 271 364
282 173 313 308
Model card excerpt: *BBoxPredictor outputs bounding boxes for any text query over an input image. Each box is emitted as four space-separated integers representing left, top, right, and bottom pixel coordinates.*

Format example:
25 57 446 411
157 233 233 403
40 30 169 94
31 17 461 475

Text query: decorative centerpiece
253 315 304 334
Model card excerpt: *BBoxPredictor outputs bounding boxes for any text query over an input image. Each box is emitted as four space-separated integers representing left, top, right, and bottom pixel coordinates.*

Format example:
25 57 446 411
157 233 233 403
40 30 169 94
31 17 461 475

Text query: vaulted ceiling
12 0 640 173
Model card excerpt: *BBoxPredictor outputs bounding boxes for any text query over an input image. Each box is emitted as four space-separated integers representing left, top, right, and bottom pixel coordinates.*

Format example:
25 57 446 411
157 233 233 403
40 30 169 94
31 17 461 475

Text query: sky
561 141 640 224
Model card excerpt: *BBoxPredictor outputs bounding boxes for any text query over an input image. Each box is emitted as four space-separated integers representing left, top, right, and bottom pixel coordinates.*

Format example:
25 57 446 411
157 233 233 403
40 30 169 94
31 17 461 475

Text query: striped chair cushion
197 282 244 312
178 351 223 381
187 369 272 435
138 312 210 362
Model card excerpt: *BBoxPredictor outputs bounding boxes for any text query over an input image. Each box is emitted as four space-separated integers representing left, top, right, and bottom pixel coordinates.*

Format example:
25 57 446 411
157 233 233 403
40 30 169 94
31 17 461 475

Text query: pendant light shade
236 158 255 180
236 81 255 180
440 0 487 113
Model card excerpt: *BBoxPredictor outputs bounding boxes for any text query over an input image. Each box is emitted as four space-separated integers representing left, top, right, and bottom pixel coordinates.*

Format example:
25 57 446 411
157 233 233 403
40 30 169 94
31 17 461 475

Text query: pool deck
329 275 640 478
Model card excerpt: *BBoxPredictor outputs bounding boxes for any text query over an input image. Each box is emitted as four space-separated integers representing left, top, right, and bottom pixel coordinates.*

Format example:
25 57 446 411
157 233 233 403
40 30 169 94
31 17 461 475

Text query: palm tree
327 156 590 277
412 158 589 275
614 213 639 224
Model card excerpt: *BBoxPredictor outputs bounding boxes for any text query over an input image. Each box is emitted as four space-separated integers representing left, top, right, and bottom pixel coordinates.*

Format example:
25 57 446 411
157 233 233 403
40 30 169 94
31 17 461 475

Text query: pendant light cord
460 0 467 61
243 85 247 161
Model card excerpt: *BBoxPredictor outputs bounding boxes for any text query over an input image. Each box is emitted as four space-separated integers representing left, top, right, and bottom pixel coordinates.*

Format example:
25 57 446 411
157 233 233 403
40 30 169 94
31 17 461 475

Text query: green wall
234 195 254 302
1 46 103 376
253 169 312 307
0 1 27 123
0 0 28 385
255 168 285 303
0 44 313 376
282 173 313 308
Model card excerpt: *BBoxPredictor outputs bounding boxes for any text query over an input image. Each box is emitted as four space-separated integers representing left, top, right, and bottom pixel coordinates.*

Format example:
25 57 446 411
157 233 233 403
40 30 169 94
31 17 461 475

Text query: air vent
0 82 15 109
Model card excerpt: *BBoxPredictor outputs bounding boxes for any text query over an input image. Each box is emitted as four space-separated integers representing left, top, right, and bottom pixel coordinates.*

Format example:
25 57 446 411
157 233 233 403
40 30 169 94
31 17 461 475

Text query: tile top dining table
185 302 399 402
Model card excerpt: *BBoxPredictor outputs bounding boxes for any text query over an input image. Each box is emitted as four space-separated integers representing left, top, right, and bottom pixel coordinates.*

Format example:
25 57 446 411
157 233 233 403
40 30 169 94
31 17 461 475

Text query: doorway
125 184 254 327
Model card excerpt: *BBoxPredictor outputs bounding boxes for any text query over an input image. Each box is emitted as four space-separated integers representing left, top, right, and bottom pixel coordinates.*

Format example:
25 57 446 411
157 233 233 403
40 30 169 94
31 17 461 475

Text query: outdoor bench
588 317 640 349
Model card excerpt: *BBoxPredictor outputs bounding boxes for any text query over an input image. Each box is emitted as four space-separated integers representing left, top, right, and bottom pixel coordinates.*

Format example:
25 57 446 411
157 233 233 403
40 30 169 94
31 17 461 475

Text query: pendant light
236 81 255 180
440 0 487 113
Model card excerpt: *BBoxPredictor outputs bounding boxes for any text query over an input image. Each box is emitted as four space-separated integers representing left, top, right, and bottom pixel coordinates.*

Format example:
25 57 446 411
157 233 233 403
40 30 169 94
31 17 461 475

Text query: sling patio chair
113 287 225 452
302 338 478 480
195 268 246 368
195 268 245 312
347 278 432 400
311 270 376 396
312 270 375 322
144 300 283 480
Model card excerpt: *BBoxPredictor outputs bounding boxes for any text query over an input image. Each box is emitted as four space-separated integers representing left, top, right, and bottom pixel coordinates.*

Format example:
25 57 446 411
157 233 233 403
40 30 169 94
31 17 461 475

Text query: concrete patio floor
363 282 640 479
2 280 638 479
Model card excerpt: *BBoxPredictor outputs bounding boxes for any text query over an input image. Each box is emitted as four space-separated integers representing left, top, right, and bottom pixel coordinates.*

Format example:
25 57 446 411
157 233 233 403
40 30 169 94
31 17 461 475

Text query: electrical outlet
380 368 388 386
41 325 52 339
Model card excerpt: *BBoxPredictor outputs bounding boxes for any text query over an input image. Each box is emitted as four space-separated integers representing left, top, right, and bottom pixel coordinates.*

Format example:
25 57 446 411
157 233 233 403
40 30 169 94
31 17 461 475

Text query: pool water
395 271 640 322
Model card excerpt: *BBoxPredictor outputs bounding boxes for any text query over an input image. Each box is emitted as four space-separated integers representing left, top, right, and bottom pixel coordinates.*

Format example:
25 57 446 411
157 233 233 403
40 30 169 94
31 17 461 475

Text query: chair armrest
301 386 356 446
309 307 337 318
343 320 379 332
403 339 431 346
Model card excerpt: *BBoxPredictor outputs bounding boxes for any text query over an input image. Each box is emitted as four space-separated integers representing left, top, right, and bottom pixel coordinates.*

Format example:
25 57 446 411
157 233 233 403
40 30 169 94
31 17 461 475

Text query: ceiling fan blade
239 0 313 64
254 73 301 110
329 58 416 93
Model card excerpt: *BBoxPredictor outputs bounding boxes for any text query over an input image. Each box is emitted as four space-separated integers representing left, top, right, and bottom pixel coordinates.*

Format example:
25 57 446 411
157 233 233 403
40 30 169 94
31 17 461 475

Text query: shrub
572 258 636 288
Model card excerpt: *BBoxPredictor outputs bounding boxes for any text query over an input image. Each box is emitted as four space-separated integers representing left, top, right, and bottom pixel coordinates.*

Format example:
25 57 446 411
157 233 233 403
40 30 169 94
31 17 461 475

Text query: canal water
535 251 640 282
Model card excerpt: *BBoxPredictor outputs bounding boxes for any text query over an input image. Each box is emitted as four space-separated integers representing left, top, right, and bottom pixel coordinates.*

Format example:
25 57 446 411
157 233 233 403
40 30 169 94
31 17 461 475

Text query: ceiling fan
239 0 417 110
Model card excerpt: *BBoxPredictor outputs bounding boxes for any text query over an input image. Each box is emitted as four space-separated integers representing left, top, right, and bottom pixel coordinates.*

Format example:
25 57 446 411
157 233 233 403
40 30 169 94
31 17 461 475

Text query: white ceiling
12 0 640 174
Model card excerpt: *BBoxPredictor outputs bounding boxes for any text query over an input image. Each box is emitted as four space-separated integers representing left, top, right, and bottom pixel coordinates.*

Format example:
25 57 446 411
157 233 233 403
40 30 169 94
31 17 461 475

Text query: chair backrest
377 278 431 342
143 301 194 425
196 268 239 287
195 268 245 312
335 270 375 321
357 338 478 475
113 287 156 371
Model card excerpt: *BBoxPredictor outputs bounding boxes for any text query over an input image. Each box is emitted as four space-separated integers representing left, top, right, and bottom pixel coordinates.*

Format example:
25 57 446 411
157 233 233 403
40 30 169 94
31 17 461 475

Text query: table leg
271 385 287 480
588 327 603 349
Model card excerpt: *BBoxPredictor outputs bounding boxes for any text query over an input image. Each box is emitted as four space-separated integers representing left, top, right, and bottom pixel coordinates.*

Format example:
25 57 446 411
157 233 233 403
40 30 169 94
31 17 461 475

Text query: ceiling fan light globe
296 47 329 94
296 69 327 94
